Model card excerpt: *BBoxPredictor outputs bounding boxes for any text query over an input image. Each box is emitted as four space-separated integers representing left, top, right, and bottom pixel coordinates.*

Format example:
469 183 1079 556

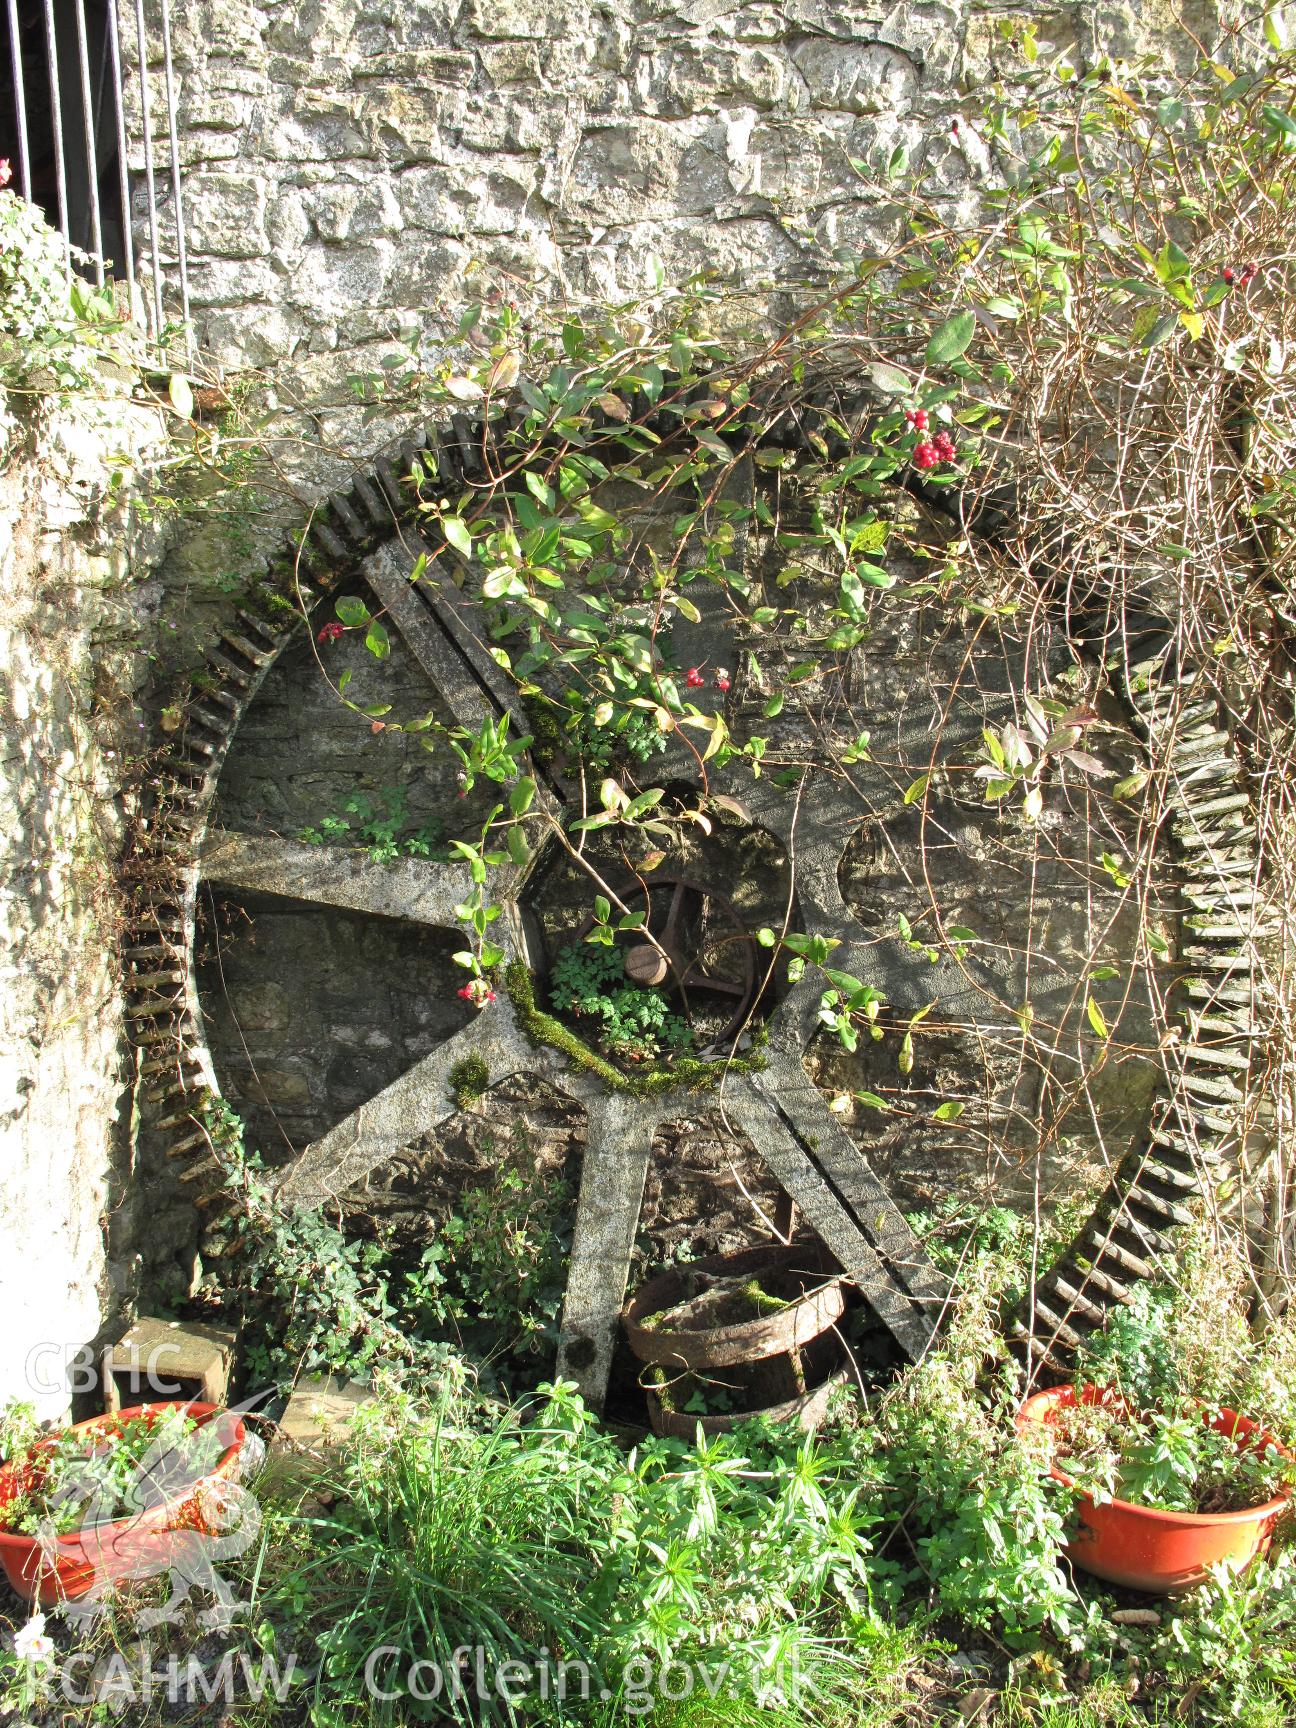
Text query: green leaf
482 567 521 600
509 777 536 817
443 517 473 557
924 311 977 367
1142 312 1180 349
1085 995 1109 1040
506 826 530 866
335 596 370 628
168 373 194 418
1262 103 1296 140
932 1101 964 1122
524 469 555 509
866 361 910 395
823 967 865 996
593 895 611 924
364 620 390 659
854 1091 890 1112
903 774 930 805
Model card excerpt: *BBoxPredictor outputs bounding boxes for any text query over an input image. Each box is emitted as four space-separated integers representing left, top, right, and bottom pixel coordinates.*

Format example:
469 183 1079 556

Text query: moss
448 1054 491 1110
521 691 566 767
503 959 766 1099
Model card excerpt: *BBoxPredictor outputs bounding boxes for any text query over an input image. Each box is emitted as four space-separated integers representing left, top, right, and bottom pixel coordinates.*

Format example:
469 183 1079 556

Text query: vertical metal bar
73 0 103 283
104 0 136 313
42 0 71 273
6 0 31 199
156 0 189 357
131 0 163 338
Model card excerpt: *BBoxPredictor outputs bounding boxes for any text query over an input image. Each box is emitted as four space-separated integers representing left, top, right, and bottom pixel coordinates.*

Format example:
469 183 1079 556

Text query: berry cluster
685 666 731 693
1222 263 1260 286
913 430 958 471
457 979 497 1008
316 621 345 645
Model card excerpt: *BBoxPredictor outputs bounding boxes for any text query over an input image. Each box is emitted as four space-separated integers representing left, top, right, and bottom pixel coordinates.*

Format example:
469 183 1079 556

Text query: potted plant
0 1400 248 1607
1017 1382 1294 1593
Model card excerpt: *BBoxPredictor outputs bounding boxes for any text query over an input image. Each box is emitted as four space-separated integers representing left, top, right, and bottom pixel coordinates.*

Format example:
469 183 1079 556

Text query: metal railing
4 0 191 349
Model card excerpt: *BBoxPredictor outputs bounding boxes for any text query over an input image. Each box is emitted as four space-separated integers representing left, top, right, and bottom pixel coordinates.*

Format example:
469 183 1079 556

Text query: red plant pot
1017 1383 1293 1594
0 1401 247 1608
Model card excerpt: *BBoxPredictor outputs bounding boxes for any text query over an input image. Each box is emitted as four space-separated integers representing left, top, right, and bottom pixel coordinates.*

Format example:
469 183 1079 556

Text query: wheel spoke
681 967 746 997
661 877 689 948
556 1094 656 1411
275 1010 531 1206
364 541 499 734
723 1057 948 1358
200 830 476 930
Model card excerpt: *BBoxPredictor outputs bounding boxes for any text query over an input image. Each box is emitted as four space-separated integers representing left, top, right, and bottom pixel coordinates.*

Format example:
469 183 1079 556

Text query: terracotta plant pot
1017 1383 1293 1594
0 1401 248 1607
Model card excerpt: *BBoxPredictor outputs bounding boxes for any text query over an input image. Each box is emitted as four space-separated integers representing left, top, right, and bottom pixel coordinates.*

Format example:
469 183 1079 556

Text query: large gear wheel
124 399 1264 1409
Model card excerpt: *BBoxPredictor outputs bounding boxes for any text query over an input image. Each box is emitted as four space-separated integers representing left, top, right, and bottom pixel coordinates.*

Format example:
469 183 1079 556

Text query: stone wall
0 396 168 1418
123 0 1222 455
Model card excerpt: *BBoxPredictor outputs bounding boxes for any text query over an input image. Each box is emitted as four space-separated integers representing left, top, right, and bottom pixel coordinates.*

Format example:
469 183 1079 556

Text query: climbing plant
273 22 1296 1279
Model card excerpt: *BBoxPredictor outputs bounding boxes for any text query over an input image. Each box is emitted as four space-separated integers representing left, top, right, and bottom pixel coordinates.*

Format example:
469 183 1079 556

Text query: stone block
271 1374 373 1470
185 173 270 259
790 39 918 115
479 41 543 86
353 49 476 84
187 259 278 309
102 1317 237 1412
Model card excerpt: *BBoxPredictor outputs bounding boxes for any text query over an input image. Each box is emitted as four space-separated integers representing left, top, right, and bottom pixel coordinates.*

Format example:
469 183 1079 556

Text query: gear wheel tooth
1011 1317 1073 1374
1060 1258 1132 1307
350 474 394 530
1082 1228 1156 1283
305 519 350 568
445 413 487 479
372 454 409 513
327 492 369 548
1126 1184 1195 1228
235 608 282 647
1044 1274 1109 1330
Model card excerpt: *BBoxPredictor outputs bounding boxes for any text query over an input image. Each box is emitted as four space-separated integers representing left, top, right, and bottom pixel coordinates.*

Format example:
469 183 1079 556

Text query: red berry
714 674 731 693
905 408 929 431
1240 262 1259 285
1222 267 1236 284
686 667 705 688
932 432 957 461
913 442 938 470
